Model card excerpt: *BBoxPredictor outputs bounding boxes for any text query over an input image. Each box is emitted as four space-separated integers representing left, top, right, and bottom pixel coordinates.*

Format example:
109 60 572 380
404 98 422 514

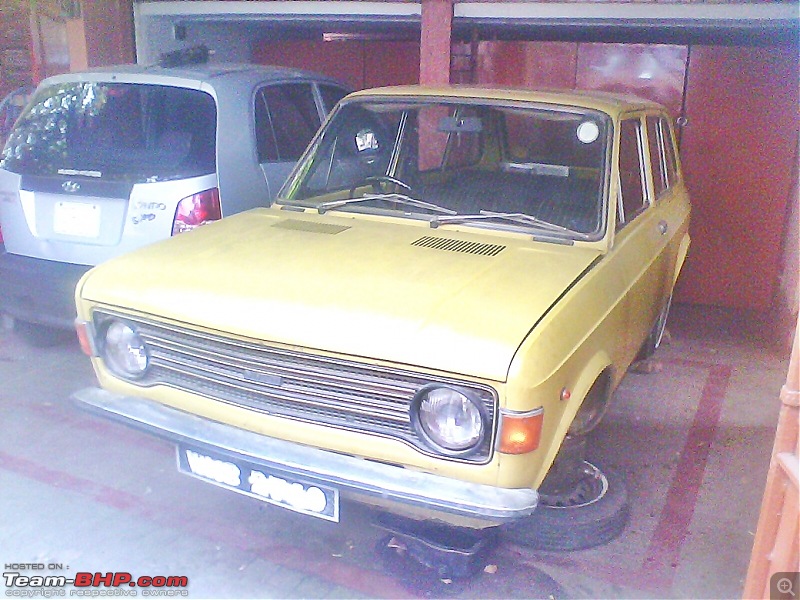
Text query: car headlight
411 385 487 455
102 320 149 378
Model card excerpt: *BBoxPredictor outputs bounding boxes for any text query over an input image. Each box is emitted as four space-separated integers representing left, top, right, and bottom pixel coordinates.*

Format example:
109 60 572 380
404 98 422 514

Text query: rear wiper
318 193 456 215
430 210 589 238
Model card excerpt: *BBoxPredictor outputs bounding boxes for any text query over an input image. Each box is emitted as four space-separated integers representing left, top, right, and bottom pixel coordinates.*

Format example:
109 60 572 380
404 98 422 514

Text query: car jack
374 512 499 579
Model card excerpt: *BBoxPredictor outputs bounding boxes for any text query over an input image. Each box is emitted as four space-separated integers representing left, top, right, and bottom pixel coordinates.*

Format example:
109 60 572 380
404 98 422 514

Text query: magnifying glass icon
777 577 796 597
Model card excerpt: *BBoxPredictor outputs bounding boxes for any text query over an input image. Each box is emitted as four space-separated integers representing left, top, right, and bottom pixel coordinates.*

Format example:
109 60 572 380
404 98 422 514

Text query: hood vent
411 236 506 257
272 220 350 235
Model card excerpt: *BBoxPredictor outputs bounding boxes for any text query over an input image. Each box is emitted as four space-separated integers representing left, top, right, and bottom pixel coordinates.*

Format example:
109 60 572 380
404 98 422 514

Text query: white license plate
53 201 101 238
177 446 339 522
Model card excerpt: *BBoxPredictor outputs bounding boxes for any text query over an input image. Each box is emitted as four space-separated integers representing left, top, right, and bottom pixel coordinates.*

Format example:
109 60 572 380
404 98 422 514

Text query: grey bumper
0 251 90 329
72 386 539 523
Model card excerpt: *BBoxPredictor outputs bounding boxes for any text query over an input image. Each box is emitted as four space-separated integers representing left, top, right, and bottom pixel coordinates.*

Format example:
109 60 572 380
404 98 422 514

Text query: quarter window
255 83 321 163
646 116 668 197
661 116 680 188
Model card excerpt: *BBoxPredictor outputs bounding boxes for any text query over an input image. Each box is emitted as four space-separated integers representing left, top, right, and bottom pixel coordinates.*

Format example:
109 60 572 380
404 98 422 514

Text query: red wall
252 40 420 89
676 45 799 310
81 0 135 67
476 42 687 116
475 41 798 311
254 37 798 312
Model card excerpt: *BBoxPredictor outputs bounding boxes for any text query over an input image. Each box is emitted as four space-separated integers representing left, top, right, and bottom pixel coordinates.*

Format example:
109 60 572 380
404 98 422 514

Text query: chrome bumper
72 387 538 523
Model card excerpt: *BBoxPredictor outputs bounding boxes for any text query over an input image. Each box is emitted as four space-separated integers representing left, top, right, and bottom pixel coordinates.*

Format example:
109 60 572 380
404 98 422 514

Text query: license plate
177 445 340 522
53 201 101 238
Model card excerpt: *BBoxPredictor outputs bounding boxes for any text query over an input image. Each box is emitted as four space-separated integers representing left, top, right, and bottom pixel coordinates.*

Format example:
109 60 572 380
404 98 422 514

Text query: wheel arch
532 351 618 488
673 232 690 286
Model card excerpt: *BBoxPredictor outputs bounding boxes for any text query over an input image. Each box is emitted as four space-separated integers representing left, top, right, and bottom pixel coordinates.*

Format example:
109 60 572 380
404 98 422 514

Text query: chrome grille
94 311 498 462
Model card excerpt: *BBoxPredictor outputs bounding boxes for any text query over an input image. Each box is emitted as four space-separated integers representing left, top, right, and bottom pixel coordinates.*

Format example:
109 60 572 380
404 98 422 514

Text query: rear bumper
72 386 539 525
0 252 90 328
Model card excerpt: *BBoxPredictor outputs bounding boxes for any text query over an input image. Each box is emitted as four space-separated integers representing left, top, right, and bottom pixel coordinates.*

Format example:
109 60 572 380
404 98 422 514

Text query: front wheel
502 461 630 551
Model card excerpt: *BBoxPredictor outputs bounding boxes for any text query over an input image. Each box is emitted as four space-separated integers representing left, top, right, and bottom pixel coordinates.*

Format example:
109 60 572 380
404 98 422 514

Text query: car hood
80 209 602 381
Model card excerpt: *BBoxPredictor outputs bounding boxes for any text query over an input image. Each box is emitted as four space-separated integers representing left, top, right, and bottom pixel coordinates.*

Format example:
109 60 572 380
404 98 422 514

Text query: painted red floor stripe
0 449 414 598
640 361 732 589
0 450 143 511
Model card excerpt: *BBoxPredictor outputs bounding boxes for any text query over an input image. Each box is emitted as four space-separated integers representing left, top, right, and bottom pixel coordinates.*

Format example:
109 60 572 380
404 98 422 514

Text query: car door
642 112 691 319
610 114 670 361
255 82 347 199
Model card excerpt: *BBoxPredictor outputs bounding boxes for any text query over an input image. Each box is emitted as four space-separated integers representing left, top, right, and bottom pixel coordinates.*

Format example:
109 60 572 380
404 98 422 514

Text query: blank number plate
53 201 101 238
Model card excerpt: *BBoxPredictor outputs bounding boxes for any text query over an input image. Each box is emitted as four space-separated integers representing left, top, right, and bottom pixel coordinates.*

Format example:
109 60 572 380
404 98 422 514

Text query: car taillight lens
172 188 221 235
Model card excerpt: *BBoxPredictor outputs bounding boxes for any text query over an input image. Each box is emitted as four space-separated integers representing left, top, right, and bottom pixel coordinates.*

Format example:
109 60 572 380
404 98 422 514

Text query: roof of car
344 85 665 114
38 61 342 90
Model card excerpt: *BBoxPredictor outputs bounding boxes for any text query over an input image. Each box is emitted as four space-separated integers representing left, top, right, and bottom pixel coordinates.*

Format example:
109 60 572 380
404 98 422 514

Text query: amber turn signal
75 320 95 357
497 409 543 454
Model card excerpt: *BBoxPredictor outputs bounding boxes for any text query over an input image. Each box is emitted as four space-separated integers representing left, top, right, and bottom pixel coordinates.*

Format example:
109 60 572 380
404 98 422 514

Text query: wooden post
742 316 800 598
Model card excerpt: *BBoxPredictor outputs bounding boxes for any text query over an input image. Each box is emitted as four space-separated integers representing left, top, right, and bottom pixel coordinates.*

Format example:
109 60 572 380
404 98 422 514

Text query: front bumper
0 252 90 328
72 386 539 525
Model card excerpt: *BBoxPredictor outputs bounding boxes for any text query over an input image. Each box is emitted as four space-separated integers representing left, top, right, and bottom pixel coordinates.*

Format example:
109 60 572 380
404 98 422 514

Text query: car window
255 83 320 163
283 99 609 238
0 82 217 181
646 115 668 198
661 116 680 188
617 117 647 227
319 85 348 114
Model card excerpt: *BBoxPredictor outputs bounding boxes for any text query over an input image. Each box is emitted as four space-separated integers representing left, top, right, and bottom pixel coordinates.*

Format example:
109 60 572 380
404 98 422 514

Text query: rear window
0 82 217 182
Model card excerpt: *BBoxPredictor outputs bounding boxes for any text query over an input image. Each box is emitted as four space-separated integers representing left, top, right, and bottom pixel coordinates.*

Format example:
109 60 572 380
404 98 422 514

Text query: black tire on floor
502 463 630 552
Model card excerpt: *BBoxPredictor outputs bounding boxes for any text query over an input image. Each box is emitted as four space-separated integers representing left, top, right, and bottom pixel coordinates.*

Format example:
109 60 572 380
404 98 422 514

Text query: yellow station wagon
73 86 690 557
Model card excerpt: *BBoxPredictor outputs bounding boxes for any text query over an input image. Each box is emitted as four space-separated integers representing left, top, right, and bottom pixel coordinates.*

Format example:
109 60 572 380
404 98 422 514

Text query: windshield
280 97 610 237
1 82 216 182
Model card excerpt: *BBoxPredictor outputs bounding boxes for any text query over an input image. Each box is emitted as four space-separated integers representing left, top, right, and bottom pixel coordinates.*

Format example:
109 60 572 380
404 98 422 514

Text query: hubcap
538 461 609 509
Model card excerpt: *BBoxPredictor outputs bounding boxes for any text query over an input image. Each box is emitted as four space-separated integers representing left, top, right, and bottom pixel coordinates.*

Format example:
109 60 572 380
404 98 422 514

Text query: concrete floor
0 304 791 599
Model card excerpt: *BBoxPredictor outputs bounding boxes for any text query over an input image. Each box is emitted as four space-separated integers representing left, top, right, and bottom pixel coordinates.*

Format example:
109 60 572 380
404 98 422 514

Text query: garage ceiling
136 0 799 44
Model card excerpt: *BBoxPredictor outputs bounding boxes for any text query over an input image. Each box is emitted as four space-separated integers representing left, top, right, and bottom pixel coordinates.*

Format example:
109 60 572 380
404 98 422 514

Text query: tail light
172 188 221 235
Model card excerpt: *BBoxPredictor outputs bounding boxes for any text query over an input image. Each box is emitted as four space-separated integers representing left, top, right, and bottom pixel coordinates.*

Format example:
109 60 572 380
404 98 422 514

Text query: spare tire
502 461 629 552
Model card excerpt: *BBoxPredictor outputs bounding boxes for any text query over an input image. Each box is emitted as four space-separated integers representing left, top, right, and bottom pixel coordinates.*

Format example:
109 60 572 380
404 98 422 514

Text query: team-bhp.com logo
4 568 189 597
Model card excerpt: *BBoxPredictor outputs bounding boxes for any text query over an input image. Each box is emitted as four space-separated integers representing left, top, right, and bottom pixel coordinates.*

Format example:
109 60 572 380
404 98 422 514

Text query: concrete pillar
420 0 453 85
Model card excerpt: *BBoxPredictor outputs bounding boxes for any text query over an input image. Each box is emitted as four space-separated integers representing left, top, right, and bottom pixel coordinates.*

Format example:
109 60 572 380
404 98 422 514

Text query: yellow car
73 86 689 553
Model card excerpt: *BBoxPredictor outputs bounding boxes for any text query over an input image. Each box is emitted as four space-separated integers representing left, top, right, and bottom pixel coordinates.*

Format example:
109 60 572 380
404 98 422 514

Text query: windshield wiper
317 193 457 215
430 210 589 238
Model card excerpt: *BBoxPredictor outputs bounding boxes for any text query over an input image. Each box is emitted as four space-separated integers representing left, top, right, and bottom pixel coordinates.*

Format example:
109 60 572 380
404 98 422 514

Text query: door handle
658 220 668 235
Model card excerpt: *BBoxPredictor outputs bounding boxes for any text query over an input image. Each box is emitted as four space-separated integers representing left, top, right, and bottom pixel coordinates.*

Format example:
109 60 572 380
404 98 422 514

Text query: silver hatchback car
0 52 348 342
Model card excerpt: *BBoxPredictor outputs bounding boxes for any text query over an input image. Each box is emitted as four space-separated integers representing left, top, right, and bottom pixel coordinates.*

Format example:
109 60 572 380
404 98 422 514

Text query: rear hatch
0 80 218 265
